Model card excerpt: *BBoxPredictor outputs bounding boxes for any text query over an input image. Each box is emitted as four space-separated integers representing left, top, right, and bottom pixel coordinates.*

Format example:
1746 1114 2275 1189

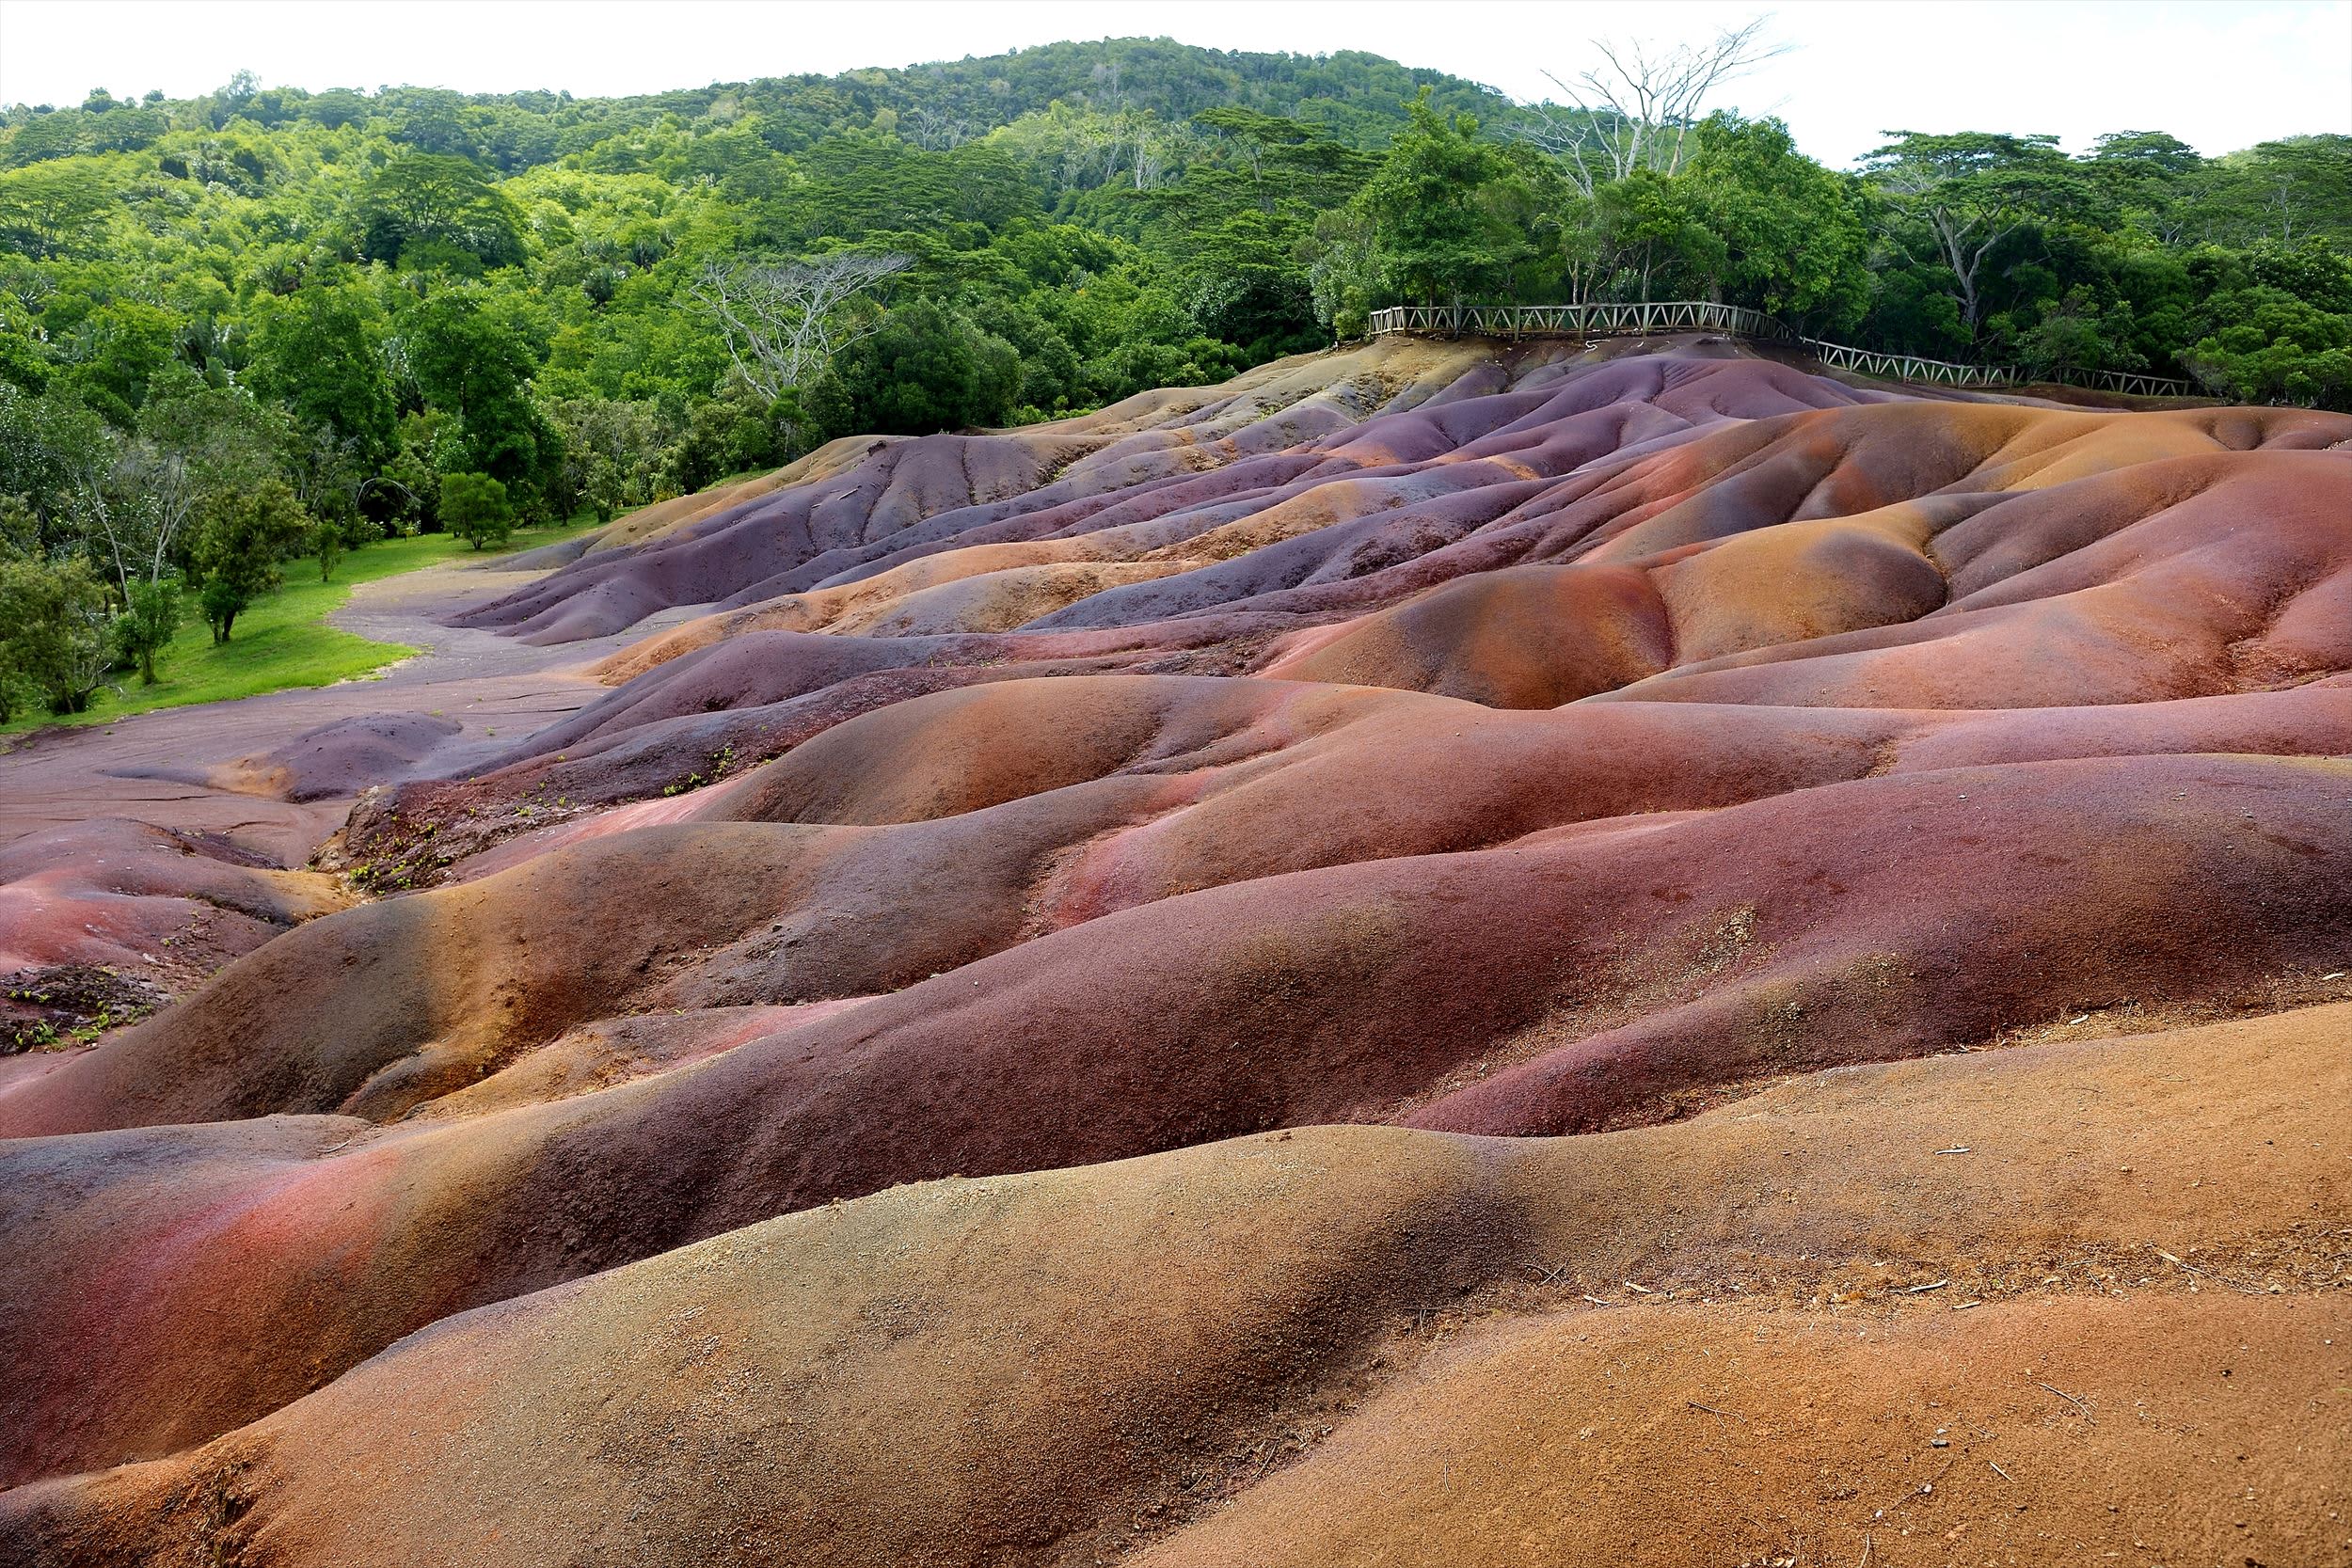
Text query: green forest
2 35 2348 719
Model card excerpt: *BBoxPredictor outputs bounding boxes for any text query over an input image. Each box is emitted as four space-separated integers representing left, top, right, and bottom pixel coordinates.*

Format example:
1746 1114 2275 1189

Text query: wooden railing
1364 302 2197 398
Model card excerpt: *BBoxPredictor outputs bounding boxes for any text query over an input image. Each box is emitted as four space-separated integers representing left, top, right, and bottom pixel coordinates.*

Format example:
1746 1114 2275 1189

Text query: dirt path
0 556 702 866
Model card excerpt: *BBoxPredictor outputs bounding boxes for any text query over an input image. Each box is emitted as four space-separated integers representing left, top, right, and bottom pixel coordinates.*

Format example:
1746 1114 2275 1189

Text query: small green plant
117 578 182 686
314 521 345 581
439 471 516 550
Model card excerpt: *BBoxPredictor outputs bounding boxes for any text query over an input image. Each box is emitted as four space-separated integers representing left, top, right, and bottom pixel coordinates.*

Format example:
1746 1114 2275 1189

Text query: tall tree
401 289 560 509
690 252 913 404
0 159 119 260
0 553 111 713
353 150 529 269
0 384 114 562
2190 135 2352 248
1526 17 1786 196
247 286 398 467
1348 91 1533 309
1679 114 1870 328
117 372 288 590
1861 131 2077 336
811 298 1021 437
2089 131 2203 245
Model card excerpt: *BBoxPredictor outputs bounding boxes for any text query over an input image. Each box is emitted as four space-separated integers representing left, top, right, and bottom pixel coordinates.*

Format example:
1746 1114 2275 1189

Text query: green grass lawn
2 516 604 737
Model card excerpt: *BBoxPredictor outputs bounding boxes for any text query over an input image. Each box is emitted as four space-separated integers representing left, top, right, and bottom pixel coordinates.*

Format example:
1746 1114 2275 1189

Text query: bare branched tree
688 252 914 405
47 424 155 599
901 103 973 151
1523 16 1787 196
1130 121 1173 191
106 439 202 590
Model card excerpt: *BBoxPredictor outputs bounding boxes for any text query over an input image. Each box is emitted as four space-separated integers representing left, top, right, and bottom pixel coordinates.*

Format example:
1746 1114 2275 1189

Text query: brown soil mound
3 340 2349 1562
5 1005 2344 1565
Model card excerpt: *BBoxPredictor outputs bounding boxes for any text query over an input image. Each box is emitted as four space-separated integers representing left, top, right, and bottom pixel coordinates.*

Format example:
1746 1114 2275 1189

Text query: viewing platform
1367 301 2198 399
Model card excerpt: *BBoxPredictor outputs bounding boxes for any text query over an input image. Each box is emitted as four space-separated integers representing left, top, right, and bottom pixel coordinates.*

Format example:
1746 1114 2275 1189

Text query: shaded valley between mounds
4 333 2350 1567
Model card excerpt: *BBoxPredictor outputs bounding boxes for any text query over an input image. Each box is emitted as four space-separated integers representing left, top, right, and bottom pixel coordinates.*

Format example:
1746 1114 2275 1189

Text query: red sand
3 337 2349 1564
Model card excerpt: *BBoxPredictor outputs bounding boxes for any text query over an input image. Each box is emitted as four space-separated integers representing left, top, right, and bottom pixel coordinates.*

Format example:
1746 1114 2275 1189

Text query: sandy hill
3 334 2348 1568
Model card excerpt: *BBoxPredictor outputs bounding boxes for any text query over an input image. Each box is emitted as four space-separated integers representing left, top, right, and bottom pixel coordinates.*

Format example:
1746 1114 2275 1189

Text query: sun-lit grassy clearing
1 516 602 736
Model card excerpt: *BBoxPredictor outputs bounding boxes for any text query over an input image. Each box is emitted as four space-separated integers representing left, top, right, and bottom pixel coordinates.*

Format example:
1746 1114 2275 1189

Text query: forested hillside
1 34 2347 717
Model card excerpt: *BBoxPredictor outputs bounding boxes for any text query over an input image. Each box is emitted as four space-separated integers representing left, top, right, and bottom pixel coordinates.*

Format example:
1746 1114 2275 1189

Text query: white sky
0 0 2345 166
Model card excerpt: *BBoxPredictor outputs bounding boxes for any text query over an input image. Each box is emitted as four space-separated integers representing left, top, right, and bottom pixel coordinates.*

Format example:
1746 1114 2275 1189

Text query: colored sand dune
2 335 2348 1566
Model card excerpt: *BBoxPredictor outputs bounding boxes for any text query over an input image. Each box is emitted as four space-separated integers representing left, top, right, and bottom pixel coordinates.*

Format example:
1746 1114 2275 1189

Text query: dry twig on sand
2151 1244 2267 1296
2037 1381 2096 1424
